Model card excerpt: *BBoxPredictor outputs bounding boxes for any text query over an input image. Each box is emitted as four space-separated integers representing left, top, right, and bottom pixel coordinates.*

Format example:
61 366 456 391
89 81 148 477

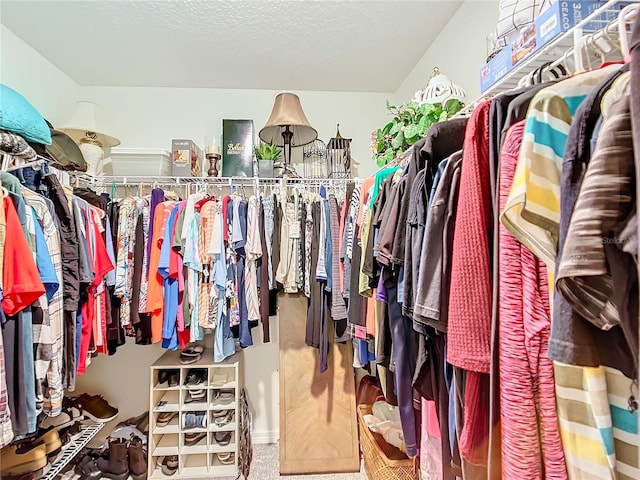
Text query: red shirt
2 197 45 315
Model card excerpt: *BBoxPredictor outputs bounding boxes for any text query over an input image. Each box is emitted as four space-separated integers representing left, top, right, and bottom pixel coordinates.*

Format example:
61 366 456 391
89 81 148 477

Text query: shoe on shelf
0 440 47 477
184 369 206 387
212 409 234 427
39 398 83 430
60 422 84 449
128 436 147 480
217 452 235 465
213 431 232 446
71 393 119 423
185 389 206 403
183 431 207 446
31 427 62 458
96 438 129 480
157 370 179 388
156 411 178 427
159 456 178 476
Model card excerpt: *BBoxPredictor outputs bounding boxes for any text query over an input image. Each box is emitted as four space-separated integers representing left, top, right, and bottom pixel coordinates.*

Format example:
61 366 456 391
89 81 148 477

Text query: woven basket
357 404 415 480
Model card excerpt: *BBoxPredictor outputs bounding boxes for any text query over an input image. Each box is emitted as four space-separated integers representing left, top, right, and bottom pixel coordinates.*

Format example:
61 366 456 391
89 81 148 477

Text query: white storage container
108 147 171 176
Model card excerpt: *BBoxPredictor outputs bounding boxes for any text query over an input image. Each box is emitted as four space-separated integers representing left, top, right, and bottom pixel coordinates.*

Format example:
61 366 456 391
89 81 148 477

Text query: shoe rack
148 349 241 479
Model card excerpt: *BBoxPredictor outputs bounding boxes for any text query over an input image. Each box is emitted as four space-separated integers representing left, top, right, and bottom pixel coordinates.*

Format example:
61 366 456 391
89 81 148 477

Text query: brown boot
97 438 129 480
128 436 147 480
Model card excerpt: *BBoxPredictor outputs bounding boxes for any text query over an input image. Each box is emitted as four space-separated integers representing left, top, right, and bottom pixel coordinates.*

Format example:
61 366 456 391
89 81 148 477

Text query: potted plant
371 99 463 167
254 141 282 178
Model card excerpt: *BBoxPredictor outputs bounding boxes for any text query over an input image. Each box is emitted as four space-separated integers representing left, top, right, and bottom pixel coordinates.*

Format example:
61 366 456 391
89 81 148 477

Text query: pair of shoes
0 441 48 478
212 389 234 402
39 397 83 430
184 388 206 403
60 422 83 449
217 452 235 465
70 393 119 423
184 369 206 387
157 370 179 388
97 436 147 480
158 455 178 476
179 345 203 364
184 431 207 446
156 411 178 427
182 411 207 429
212 410 234 427
213 431 232 446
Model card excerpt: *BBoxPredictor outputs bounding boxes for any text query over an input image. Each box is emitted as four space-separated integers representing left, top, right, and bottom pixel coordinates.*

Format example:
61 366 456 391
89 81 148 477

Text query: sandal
214 431 232 446
184 369 206 387
181 345 204 357
179 352 201 364
157 411 177 427
160 456 178 476
212 410 234 426
184 389 206 403
184 431 207 446
217 452 234 465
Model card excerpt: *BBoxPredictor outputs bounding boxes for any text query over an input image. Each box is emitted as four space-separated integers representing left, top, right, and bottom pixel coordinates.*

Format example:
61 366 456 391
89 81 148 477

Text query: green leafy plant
254 142 282 161
371 99 464 167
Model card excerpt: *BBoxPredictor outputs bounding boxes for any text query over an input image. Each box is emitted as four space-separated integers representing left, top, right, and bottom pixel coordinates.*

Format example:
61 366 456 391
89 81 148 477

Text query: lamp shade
259 93 317 147
59 101 120 147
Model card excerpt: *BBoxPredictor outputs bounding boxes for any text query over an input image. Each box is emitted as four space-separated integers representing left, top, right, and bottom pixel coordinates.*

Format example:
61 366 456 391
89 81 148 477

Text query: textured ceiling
0 0 462 92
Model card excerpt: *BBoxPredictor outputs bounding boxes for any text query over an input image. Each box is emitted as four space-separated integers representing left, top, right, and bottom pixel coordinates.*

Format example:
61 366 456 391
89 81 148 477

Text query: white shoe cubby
148 349 240 479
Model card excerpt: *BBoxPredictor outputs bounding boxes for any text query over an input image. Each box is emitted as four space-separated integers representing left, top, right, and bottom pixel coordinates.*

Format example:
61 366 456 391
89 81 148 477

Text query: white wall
80 85 391 179
0 25 78 125
394 0 499 105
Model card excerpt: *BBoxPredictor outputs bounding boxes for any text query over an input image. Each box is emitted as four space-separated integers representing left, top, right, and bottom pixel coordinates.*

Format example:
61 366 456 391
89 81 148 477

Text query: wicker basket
357 404 416 480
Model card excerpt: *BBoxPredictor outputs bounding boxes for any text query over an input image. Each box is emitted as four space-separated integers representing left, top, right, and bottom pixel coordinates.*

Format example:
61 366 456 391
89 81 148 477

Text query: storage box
171 139 203 177
480 1 626 93
109 148 171 176
221 119 254 177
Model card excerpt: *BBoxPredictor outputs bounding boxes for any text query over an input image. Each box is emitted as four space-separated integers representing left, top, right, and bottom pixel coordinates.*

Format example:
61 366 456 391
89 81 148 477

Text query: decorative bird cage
302 139 328 178
326 124 351 179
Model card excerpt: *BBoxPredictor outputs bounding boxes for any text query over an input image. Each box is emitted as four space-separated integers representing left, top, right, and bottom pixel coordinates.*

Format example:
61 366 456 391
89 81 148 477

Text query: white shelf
149 349 241 479
153 434 180 456
458 0 638 116
41 422 105 480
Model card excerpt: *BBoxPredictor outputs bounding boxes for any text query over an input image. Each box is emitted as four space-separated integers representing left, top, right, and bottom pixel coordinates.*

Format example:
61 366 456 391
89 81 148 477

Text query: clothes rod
76 175 355 186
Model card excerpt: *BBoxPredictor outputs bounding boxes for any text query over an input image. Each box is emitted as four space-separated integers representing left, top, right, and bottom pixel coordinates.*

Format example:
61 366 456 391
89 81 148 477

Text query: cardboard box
171 139 203 177
222 119 254 177
480 1 627 93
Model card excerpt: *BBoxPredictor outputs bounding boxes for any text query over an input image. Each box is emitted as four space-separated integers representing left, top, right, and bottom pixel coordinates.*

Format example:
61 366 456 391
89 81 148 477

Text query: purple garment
146 188 165 276
376 274 388 302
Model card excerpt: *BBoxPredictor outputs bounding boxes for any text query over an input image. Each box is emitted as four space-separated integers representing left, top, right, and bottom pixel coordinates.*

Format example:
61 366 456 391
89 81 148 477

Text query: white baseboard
251 429 279 444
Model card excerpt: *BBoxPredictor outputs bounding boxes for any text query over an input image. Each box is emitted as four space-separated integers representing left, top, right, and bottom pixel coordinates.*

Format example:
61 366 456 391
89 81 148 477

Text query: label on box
222 119 254 177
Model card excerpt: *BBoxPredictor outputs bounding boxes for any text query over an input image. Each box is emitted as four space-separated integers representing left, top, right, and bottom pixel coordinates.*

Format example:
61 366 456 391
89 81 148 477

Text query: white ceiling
0 0 462 93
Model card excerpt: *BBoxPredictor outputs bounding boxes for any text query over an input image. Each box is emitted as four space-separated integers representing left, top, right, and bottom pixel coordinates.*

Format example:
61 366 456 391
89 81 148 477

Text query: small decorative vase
258 159 274 178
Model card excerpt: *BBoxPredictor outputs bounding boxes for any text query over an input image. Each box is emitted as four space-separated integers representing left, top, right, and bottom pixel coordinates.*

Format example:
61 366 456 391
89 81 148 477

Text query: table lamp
59 101 120 176
259 93 317 177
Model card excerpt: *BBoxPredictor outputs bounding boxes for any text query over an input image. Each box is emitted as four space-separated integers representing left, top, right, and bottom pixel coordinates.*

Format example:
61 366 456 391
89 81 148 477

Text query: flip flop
214 431 232 446
181 345 204 357
217 452 234 465
184 431 207 446
157 412 178 427
179 353 201 364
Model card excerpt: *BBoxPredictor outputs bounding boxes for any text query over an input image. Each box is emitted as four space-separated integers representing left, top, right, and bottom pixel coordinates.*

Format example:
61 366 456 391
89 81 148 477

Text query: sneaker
32 428 62 458
71 394 119 423
0 441 47 477
39 400 83 430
